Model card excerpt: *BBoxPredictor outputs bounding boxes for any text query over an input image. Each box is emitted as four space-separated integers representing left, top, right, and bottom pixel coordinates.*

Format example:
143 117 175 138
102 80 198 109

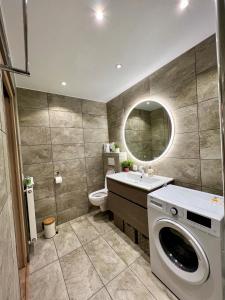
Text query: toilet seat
88 188 108 211
89 188 107 204
88 170 114 212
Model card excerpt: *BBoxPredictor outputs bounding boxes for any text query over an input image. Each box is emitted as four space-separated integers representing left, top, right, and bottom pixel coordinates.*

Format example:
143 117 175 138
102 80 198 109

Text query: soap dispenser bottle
148 166 154 176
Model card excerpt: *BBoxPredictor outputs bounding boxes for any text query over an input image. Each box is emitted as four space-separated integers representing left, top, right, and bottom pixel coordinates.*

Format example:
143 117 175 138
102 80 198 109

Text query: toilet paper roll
55 176 62 184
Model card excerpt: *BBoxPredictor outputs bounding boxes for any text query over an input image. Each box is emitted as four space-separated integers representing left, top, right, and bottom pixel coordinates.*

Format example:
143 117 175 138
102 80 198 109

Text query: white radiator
25 185 37 243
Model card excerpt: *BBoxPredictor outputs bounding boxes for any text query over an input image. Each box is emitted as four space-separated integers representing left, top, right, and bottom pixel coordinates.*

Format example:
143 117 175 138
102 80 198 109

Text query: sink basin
106 171 173 191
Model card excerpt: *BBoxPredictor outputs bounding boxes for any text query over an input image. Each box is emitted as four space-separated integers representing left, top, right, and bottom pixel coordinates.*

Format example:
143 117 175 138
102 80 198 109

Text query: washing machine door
153 219 209 285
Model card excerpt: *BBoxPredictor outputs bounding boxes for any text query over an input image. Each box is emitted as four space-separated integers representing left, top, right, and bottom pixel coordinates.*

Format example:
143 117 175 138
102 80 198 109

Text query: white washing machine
148 185 225 300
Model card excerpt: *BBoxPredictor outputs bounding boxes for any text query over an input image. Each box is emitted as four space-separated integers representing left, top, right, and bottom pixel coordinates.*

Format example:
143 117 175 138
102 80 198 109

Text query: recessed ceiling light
180 0 189 10
95 10 104 22
61 81 67 86
116 64 122 69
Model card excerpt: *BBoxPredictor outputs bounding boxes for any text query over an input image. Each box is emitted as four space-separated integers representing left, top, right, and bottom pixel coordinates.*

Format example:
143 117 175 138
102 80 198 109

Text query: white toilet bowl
88 188 108 211
88 170 114 211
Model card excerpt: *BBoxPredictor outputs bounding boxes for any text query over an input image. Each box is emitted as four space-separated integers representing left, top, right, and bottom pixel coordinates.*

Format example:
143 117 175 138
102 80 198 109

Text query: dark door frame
3 69 28 269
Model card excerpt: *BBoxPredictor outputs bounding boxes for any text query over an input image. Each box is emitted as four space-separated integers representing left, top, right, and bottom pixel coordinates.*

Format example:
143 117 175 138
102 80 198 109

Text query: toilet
88 170 114 211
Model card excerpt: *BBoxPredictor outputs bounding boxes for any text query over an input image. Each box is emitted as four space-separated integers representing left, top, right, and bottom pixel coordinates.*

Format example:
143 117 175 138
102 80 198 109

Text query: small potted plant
121 160 133 172
114 143 120 153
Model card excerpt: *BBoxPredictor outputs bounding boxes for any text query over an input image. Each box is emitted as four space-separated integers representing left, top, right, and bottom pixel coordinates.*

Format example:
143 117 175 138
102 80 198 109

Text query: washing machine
148 185 225 300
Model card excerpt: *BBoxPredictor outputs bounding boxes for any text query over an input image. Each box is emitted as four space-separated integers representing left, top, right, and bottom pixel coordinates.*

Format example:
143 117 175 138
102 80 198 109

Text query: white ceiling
1 0 216 102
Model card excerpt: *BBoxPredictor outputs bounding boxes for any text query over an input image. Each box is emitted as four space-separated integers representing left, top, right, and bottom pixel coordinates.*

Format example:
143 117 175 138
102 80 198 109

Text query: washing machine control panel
149 197 222 237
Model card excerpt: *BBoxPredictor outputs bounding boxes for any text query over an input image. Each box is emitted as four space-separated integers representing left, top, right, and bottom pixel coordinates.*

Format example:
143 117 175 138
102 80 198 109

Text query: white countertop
106 171 174 191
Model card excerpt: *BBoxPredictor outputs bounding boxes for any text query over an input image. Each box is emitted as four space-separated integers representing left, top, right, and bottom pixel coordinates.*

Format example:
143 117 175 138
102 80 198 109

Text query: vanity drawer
107 178 148 208
108 191 149 237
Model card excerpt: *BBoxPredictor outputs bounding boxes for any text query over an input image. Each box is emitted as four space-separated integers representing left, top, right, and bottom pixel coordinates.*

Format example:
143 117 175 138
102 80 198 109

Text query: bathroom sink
106 171 173 191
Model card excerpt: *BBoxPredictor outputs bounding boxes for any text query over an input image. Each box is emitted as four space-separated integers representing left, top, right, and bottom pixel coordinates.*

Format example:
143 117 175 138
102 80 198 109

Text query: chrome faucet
139 166 146 178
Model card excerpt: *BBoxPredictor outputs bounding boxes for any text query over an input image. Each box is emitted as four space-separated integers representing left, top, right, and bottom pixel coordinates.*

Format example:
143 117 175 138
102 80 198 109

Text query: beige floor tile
29 237 58 274
84 236 126 284
54 224 81 257
106 268 154 300
70 217 100 244
130 256 178 300
28 261 69 300
89 288 111 300
87 210 117 234
60 247 103 300
103 229 142 265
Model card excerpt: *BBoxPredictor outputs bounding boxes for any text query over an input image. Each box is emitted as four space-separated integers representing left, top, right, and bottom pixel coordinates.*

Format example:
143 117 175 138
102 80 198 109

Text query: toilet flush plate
108 157 115 166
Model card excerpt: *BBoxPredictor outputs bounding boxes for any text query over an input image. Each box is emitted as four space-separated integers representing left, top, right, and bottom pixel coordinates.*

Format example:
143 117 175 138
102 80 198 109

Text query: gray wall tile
49 110 82 128
166 132 200 159
82 100 107 115
149 76 197 111
122 77 150 111
48 93 82 112
23 162 54 181
200 129 221 159
56 190 88 212
108 109 124 128
174 105 198 133
196 35 217 74
197 67 218 102
53 159 86 177
17 88 48 109
85 143 103 157
51 127 84 144
156 158 201 185
150 49 195 96
21 145 52 164
34 179 55 201
57 207 87 224
83 114 108 129
52 144 84 161
19 109 49 127
20 127 51 145
198 98 220 131
55 175 87 195
84 129 108 143
107 96 123 116
35 197 56 219
201 159 222 189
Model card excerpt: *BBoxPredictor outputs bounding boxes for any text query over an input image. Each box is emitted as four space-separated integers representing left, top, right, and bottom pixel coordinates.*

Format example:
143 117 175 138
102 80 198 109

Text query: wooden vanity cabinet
107 178 149 237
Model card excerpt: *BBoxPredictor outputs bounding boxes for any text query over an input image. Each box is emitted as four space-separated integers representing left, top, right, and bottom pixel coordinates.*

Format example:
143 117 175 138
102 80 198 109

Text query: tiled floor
27 210 178 300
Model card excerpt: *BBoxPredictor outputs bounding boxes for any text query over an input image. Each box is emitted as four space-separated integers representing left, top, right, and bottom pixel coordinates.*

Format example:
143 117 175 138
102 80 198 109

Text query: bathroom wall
17 89 108 231
107 35 222 195
0 73 20 299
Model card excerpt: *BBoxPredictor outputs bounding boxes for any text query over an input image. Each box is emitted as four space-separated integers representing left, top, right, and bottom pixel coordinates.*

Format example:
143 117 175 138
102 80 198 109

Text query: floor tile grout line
52 237 71 300
128 260 178 300
82 243 106 288
86 286 113 300
29 258 59 276
72 224 107 296
100 230 142 268
73 219 129 289
128 265 158 300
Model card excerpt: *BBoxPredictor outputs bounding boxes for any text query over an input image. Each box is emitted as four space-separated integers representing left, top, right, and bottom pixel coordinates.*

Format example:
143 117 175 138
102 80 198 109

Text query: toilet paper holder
55 171 63 184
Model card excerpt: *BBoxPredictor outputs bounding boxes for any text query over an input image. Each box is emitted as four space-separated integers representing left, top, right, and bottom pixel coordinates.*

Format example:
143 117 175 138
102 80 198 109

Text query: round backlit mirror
123 100 174 163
